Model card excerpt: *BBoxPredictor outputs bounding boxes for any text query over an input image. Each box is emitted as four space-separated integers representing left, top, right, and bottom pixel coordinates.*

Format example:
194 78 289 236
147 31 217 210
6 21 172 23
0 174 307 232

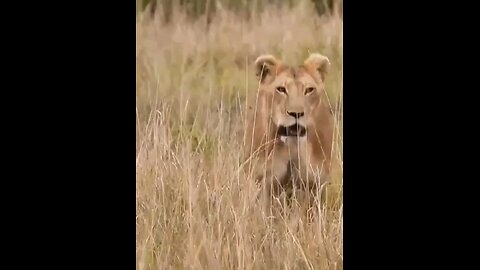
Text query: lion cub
243 53 334 202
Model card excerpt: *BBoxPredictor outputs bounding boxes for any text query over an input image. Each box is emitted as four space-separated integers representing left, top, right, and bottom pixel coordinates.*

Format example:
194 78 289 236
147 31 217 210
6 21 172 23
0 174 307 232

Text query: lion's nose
287 111 304 118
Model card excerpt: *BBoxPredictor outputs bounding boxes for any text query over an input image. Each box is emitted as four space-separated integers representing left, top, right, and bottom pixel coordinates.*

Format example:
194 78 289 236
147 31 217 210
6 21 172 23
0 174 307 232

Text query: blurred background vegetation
136 0 343 23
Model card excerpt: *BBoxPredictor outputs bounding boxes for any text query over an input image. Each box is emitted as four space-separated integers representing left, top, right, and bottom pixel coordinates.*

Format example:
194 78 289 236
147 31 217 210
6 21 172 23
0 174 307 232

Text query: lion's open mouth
277 124 307 137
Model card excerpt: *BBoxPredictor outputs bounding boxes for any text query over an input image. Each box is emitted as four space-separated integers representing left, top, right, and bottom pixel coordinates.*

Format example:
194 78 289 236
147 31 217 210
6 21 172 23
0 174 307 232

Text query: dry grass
136 1 343 269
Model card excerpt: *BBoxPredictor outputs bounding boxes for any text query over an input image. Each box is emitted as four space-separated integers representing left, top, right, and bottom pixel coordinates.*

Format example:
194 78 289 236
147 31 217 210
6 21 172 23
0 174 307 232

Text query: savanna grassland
136 1 343 269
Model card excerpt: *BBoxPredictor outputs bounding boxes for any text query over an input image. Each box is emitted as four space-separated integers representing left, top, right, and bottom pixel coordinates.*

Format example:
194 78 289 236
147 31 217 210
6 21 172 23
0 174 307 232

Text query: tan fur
244 53 334 201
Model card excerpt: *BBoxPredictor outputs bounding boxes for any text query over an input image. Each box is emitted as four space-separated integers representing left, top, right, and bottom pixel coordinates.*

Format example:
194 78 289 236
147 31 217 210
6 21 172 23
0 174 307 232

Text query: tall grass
136 1 343 269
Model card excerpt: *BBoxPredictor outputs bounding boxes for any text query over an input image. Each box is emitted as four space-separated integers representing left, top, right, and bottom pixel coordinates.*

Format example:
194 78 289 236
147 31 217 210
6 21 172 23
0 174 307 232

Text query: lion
243 53 335 206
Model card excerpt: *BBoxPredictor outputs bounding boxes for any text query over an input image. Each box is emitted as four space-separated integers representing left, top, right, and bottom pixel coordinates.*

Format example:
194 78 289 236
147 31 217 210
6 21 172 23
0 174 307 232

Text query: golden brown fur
243 53 334 202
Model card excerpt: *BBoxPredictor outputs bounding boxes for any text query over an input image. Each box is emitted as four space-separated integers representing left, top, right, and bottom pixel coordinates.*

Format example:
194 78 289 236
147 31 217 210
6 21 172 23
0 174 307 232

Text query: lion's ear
255 54 280 83
304 53 330 81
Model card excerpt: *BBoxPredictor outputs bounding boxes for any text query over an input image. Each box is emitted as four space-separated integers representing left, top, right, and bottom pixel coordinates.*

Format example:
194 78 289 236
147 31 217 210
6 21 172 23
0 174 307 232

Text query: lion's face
254 53 330 138
268 67 324 136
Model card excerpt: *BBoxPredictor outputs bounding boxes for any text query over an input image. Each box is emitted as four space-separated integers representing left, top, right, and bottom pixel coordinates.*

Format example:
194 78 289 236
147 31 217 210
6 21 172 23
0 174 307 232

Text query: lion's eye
276 86 287 94
305 87 316 95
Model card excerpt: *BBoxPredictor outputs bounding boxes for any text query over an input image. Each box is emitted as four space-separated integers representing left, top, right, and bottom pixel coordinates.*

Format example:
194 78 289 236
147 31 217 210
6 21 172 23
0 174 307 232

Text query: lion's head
255 53 330 135
244 53 333 160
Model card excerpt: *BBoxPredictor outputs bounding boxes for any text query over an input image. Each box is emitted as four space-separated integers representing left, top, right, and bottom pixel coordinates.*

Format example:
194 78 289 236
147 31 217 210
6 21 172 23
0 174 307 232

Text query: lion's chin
277 124 307 137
